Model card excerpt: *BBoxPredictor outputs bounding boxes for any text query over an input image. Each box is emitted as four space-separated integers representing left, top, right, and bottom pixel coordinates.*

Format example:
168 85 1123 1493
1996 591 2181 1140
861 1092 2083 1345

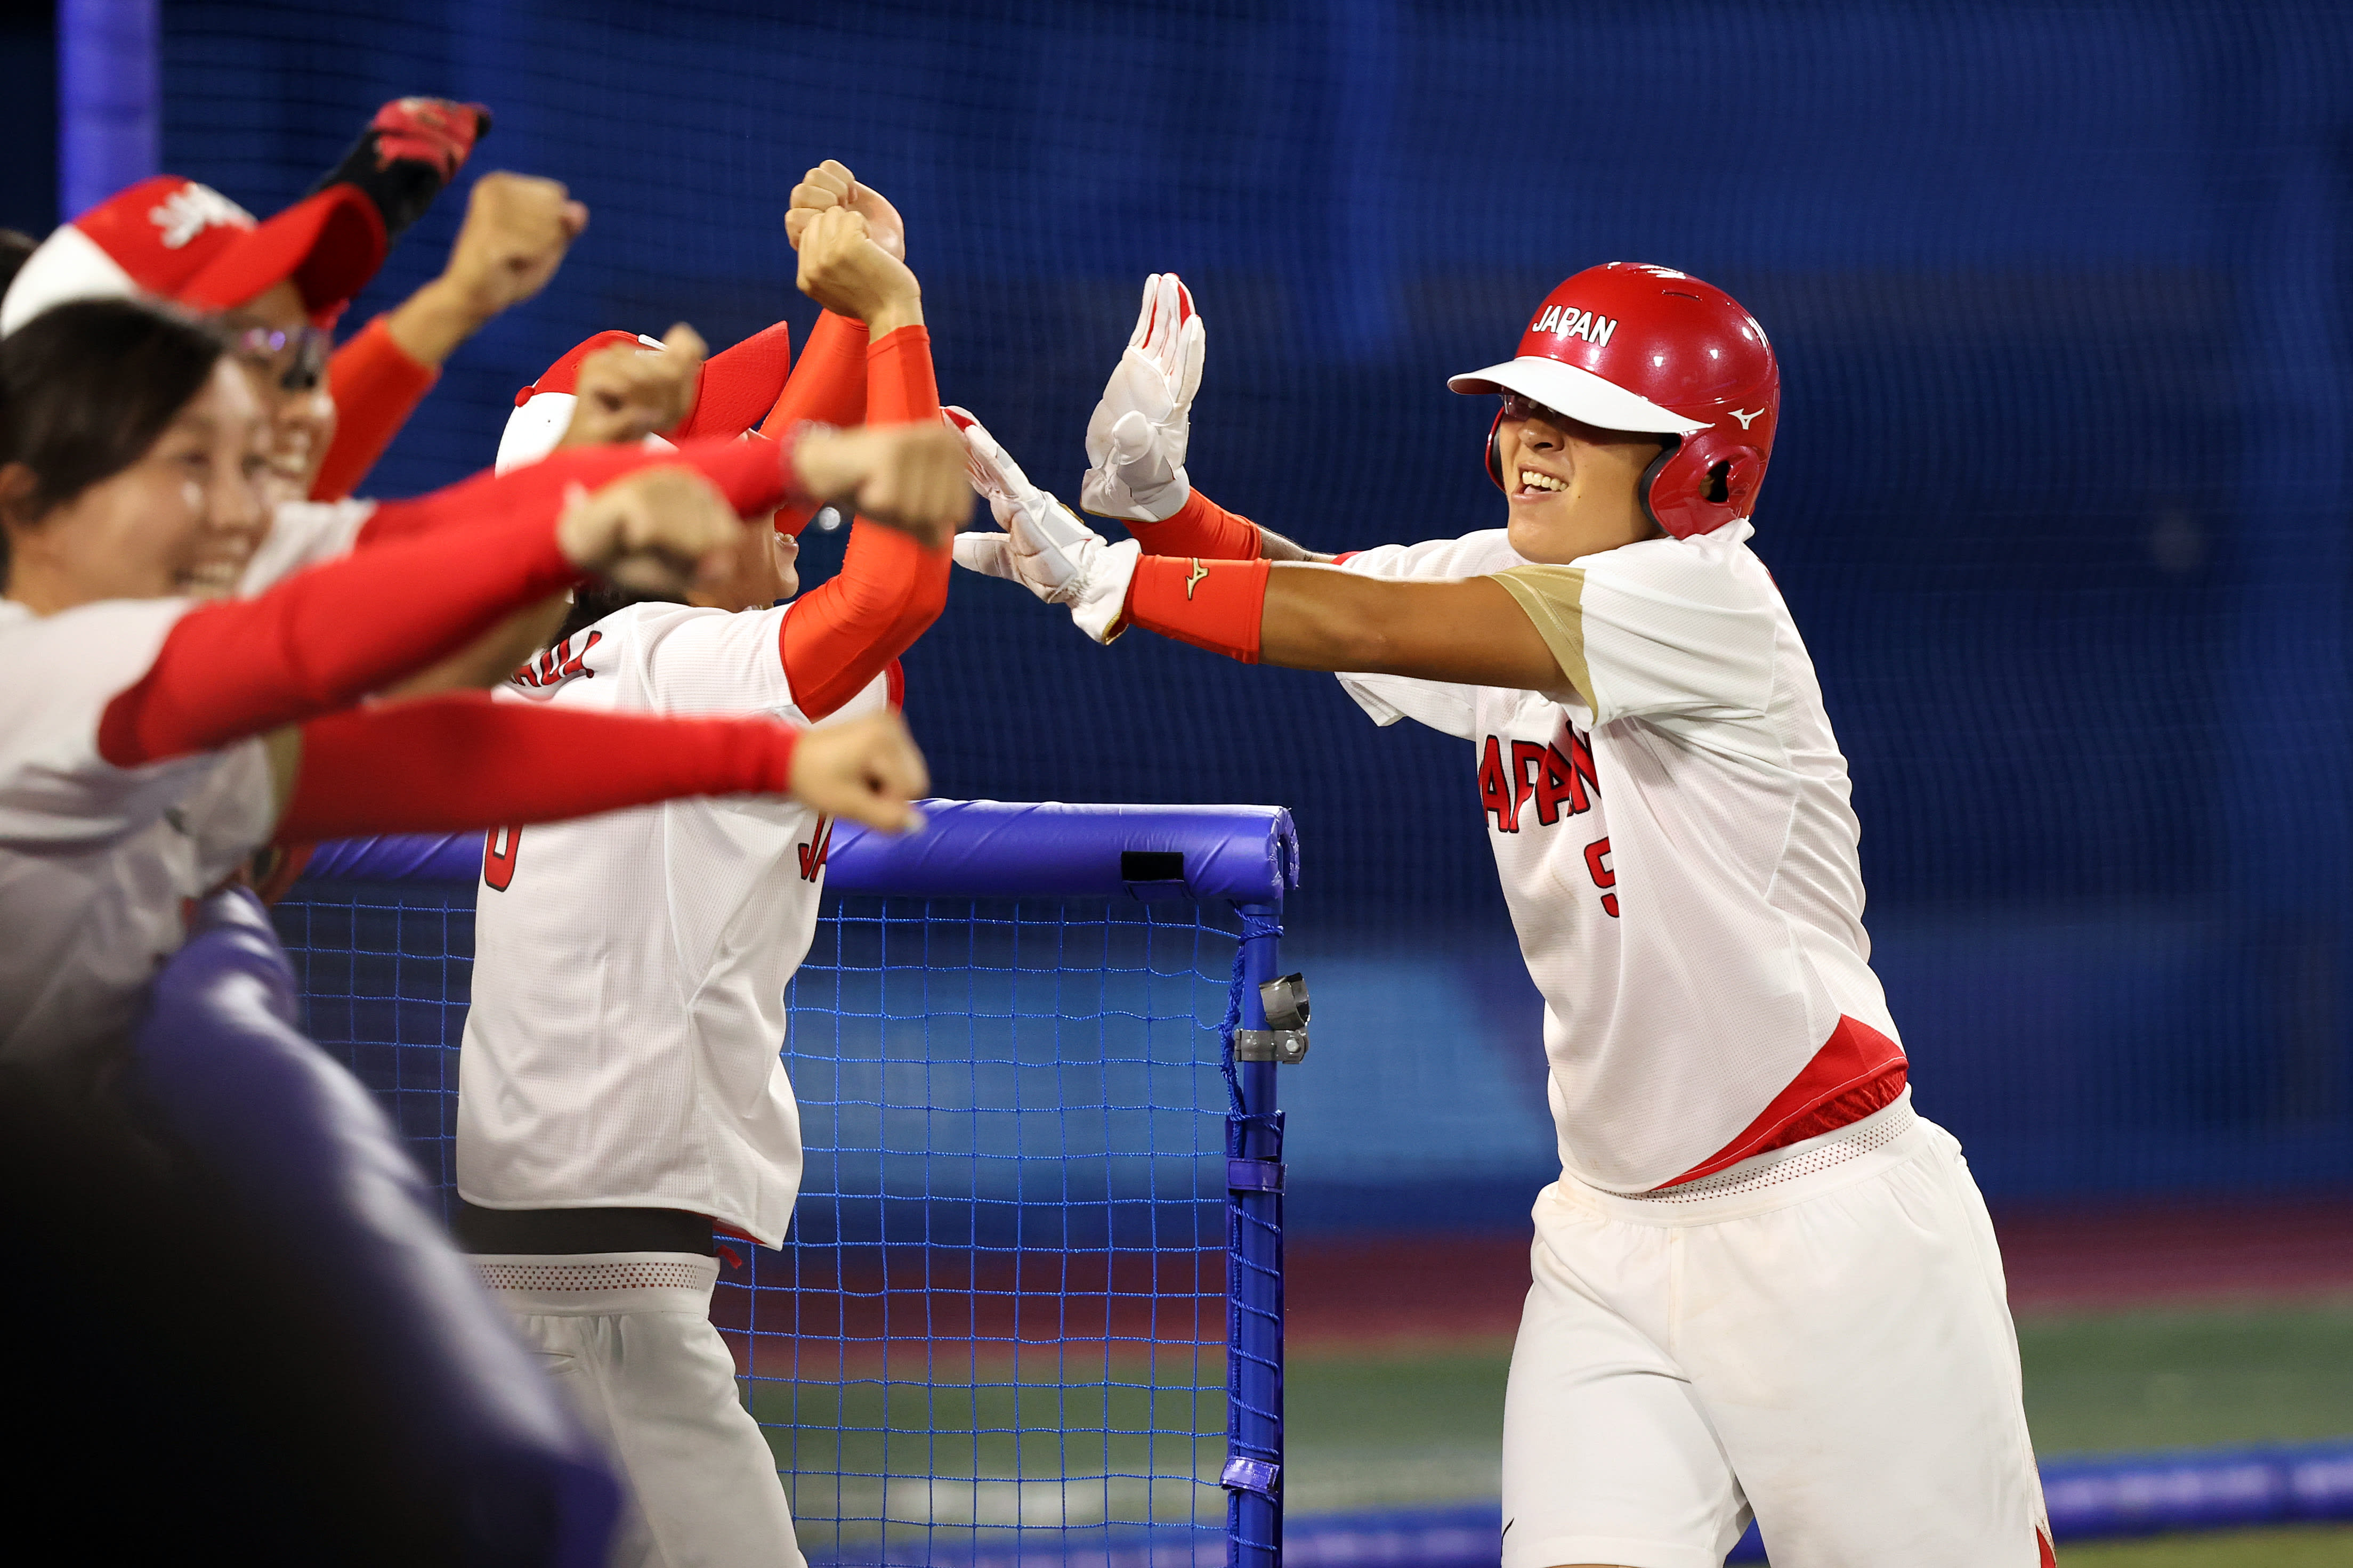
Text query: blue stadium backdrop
125 0 2353 1221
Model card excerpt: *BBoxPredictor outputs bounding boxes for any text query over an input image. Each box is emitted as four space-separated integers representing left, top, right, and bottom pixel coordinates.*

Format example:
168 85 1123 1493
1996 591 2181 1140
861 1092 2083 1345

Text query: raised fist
793 206 921 336
554 465 746 595
790 422 971 549
785 159 907 261
437 171 589 323
786 710 931 834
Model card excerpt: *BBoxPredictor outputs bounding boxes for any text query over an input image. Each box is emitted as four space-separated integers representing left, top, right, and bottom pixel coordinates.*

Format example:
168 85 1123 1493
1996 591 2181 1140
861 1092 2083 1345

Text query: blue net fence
124 0 2353 1215
271 806 1299 1567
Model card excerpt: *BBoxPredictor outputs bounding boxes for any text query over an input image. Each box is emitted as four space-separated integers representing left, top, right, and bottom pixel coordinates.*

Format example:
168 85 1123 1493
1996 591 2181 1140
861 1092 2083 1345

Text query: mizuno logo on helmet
1729 408 1764 429
1530 306 1618 347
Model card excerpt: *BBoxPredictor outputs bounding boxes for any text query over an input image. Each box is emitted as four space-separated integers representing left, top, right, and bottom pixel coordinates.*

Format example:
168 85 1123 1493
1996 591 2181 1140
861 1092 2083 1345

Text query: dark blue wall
161 1 2353 1201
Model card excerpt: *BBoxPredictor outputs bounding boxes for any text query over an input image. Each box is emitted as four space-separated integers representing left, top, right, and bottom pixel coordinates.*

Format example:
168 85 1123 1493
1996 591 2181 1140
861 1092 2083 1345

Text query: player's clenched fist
560 323 707 450
793 206 921 336
790 424 971 548
438 170 589 322
555 466 746 595
785 159 907 261
787 710 930 833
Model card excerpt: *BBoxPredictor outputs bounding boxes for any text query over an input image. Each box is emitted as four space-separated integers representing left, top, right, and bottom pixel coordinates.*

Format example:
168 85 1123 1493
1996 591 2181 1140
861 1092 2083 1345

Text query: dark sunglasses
226 323 333 393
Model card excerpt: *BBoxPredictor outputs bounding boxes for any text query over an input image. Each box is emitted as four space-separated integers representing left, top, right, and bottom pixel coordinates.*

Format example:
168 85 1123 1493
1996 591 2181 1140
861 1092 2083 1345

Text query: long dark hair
0 297 231 580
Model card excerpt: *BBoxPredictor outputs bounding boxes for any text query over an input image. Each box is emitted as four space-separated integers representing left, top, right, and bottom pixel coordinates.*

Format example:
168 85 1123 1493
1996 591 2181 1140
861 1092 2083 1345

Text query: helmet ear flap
1645 432 1764 540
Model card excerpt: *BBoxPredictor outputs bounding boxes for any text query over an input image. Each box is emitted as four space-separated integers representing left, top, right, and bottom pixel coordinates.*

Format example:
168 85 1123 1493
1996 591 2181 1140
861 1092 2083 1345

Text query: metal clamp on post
1233 972 1311 1063
1226 1157 1284 1192
1220 1455 1282 1498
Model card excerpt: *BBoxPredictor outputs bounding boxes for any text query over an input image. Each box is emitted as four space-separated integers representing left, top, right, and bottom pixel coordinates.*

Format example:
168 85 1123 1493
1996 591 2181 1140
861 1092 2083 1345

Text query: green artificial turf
2058 1524 2353 1565
741 1302 2353 1551
2019 1303 2353 1455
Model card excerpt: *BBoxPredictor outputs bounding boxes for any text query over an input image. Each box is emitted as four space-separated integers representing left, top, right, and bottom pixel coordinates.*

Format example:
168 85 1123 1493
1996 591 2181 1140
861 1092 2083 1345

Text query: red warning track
707 1198 2353 1372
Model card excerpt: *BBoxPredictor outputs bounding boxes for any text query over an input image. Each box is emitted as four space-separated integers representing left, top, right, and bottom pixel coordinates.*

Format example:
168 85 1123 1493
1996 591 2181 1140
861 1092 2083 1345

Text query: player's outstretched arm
272 697 928 842
99 454 782 768
948 409 1565 693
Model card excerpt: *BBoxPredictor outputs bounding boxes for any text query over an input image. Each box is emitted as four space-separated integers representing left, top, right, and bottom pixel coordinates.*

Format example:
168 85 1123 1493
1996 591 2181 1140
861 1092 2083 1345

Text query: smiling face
1 358 272 612
1493 392 1668 564
221 278 336 503
686 517 800 612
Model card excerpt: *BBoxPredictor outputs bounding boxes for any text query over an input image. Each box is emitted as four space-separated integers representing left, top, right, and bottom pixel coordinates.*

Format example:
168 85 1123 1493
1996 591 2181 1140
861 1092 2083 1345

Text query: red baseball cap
497 321 797 483
0 175 386 336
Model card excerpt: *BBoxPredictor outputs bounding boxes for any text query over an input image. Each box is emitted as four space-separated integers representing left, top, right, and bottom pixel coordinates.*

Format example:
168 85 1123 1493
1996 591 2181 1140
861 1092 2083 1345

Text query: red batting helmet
1449 263 1778 539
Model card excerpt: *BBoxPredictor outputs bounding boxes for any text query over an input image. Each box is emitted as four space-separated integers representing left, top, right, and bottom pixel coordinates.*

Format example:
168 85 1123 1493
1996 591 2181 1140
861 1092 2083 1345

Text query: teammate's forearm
311 316 439 501
354 435 806 548
275 696 800 842
98 502 591 767
763 311 870 533
773 320 950 716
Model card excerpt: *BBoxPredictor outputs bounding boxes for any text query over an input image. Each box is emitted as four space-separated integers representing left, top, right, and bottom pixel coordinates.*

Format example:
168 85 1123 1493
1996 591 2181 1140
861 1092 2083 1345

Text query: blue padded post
134 889 621 1567
1225 899 1286 1568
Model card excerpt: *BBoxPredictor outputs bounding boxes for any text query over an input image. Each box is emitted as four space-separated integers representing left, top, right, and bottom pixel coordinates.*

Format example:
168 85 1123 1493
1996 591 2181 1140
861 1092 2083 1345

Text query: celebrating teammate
950 266 2055 1566
2 99 589 585
450 163 947 1568
0 296 966 1067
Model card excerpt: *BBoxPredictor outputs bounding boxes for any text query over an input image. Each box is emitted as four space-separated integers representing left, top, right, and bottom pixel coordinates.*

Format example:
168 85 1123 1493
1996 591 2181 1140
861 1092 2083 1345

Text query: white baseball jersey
0 598 276 1061
457 601 891 1246
239 497 377 596
1335 521 1902 1193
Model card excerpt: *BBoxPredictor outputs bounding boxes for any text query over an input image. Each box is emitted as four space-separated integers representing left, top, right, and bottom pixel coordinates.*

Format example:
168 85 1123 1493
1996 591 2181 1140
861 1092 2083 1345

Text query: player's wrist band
1124 554 1270 664
1129 488 1262 561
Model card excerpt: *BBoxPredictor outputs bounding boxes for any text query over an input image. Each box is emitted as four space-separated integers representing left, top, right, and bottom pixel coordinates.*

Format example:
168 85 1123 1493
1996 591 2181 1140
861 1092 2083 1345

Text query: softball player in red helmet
949 265 2056 1568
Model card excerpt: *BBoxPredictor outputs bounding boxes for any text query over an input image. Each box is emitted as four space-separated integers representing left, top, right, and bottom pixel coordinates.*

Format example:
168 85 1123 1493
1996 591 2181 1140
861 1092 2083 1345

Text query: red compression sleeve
1128 489 1264 561
778 324 950 720
761 311 868 435
276 694 798 842
762 311 869 534
1125 555 1270 664
352 434 803 548
312 316 439 501
98 500 584 768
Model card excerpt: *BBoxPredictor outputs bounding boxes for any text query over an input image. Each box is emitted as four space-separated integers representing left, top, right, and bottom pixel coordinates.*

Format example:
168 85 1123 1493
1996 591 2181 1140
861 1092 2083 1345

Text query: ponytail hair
0 298 230 580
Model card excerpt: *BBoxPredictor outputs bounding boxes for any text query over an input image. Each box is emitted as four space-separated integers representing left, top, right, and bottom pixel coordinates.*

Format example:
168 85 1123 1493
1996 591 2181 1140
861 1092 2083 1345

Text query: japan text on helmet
1449 262 1778 540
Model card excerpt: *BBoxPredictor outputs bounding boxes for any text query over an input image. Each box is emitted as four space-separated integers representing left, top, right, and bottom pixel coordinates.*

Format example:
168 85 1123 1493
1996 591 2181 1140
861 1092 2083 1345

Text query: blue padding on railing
301 799 1302 903
133 890 620 1567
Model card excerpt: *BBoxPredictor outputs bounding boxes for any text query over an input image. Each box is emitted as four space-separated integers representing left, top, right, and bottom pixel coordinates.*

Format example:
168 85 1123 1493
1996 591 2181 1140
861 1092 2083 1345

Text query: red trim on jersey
1660 1014 1910 1188
773 324 950 720
274 694 800 842
1129 488 1263 561
2036 1528 2056 1568
885 659 906 712
1126 555 1270 663
1330 550 1361 566
312 314 438 501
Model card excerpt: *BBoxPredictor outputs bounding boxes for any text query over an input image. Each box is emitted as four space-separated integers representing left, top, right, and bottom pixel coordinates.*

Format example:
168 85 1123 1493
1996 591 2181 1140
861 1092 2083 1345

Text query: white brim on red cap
0 225 140 337
1448 356 1708 437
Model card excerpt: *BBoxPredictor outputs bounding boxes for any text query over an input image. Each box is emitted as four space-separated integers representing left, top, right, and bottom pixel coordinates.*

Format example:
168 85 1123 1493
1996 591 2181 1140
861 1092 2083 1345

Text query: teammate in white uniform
946 267 2056 1567
455 165 947 1568
0 295 961 1069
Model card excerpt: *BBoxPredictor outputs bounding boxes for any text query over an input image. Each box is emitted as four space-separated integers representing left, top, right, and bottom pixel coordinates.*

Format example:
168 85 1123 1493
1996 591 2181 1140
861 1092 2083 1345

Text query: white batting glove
1081 272 1204 523
946 407 1139 645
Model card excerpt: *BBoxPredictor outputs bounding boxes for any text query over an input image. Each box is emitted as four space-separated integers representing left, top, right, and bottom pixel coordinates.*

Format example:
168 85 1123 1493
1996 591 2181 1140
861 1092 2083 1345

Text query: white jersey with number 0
457 601 890 1246
1335 521 1901 1193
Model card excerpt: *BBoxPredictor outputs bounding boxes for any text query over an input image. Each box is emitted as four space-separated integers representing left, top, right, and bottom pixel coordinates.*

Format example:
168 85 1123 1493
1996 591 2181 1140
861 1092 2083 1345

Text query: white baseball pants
1501 1094 2055 1568
474 1252 805 1568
